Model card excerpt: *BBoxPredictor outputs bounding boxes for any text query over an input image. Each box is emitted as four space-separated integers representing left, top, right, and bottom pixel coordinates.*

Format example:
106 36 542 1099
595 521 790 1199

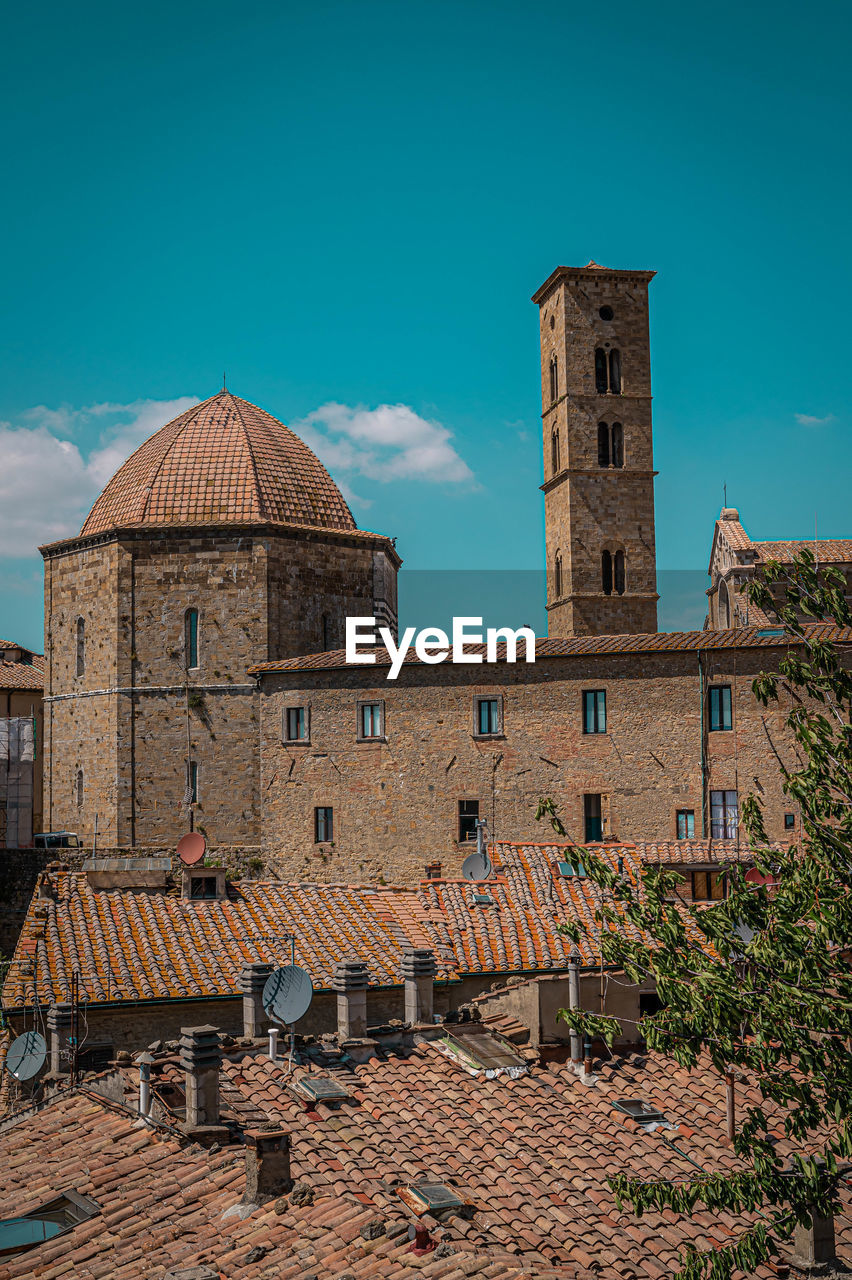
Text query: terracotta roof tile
752 538 852 564
80 391 358 537
0 654 43 691
248 623 852 675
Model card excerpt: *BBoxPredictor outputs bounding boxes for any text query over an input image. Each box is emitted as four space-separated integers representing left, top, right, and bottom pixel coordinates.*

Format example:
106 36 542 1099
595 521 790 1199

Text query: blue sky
2 0 850 650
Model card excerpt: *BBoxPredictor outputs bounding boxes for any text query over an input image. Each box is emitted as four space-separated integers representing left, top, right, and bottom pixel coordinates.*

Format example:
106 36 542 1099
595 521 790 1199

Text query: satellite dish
462 851 492 881
262 965 313 1025
177 832 206 866
7 1031 47 1081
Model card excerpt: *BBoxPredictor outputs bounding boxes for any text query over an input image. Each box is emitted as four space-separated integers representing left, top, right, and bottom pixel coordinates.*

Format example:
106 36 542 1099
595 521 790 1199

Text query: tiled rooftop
248 622 852 674
0 652 43 691
79 390 359 537
752 538 852 564
5 843 754 1010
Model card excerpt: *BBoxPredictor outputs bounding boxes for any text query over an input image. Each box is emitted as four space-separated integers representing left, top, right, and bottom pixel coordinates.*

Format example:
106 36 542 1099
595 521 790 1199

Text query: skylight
295 1076 352 1103
398 1182 469 1217
612 1098 669 1128
0 1191 99 1259
556 860 586 878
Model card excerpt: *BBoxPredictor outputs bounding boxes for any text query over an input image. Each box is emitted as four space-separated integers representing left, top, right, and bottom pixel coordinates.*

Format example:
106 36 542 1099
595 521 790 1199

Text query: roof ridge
225 392 268 521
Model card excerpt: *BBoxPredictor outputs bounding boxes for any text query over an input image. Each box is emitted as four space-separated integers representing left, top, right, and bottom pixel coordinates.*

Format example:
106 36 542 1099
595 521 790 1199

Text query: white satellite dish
7 1030 47 1081
462 850 492 881
262 965 313 1025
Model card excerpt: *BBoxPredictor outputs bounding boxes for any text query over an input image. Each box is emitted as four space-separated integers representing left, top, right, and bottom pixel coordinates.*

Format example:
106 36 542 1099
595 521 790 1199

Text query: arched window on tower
611 422 624 468
549 356 558 403
609 349 622 394
554 551 563 600
601 550 613 596
551 429 560 475
597 423 610 467
718 579 730 629
614 550 626 595
594 348 608 394
75 618 85 677
185 609 199 670
75 768 84 808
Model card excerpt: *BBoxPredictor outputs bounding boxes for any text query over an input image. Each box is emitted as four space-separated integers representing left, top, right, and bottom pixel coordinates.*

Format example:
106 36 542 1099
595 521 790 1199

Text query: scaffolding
0 717 35 848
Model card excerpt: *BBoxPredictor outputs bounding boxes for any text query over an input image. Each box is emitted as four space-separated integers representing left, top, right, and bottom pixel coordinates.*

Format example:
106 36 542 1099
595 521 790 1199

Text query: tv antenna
462 818 492 880
177 832 206 866
6 1030 47 1082
262 963 314 1073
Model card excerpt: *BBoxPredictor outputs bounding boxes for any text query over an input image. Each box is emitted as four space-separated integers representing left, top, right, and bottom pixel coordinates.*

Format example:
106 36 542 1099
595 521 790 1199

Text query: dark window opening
554 551 563 600
458 799 479 842
549 356 558 403
614 550 625 595
692 869 727 901
784 812 796 831
611 422 624 468
583 690 607 734
476 697 501 736
599 305 614 321
189 761 199 804
639 992 663 1016
609 348 622 394
584 793 603 842
601 550 613 595
185 608 199 670
190 876 217 900
708 685 732 731
676 809 695 840
359 702 383 739
75 618 85 677
551 429 560 474
75 769 84 809
315 806 333 842
285 706 307 741
718 579 731 629
598 422 610 467
710 789 738 839
594 347 608 393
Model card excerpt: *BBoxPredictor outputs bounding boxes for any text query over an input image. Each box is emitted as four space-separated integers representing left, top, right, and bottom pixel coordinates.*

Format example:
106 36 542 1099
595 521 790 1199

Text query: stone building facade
0 640 44 846
41 391 399 847
534 262 658 637
251 626 847 883
706 507 852 630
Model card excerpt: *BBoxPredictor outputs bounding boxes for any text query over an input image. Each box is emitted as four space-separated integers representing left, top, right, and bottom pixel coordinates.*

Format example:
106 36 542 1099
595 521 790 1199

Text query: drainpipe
698 651 708 838
567 952 582 1069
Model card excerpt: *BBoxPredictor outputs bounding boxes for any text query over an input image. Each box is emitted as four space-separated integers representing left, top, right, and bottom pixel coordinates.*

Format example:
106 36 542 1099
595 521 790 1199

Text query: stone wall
537 268 657 636
257 642 809 883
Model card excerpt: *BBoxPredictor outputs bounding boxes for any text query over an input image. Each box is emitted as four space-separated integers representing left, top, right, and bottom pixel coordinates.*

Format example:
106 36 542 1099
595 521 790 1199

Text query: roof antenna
723 481 727 509
222 370 227 392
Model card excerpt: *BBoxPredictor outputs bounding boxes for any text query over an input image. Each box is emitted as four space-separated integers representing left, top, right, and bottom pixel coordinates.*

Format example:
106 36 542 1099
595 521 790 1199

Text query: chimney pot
401 948 436 1025
333 958 369 1040
47 1001 73 1075
179 1024 222 1129
243 1127 292 1203
238 961 274 1038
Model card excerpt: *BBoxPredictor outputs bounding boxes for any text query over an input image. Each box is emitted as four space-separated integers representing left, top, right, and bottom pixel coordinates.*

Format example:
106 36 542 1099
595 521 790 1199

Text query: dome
81 390 357 537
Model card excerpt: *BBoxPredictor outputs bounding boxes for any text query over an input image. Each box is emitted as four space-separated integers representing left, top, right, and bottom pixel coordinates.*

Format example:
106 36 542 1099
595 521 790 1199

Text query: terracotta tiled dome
81 391 356 536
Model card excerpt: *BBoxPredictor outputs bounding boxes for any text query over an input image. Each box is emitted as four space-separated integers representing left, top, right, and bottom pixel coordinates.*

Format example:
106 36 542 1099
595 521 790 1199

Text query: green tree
537 550 852 1278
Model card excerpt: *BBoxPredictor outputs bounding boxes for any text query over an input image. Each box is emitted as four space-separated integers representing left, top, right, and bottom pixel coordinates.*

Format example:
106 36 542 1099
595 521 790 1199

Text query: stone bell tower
533 261 659 636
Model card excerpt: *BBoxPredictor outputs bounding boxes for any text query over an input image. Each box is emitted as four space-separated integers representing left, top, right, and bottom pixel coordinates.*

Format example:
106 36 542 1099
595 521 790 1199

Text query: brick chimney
333 958 369 1040
179 1025 221 1129
789 1208 836 1269
401 948 436 1025
243 1128 292 1204
47 1002 73 1075
238 961 274 1039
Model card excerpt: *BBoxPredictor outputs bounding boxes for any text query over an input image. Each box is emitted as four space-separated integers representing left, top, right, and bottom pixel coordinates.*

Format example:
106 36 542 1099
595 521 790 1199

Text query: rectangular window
708 685 732 731
458 799 479 842
190 875 217 900
784 812 796 831
710 789 738 839
189 761 199 804
315 806 333 842
358 701 384 739
582 690 607 734
185 609 199 670
691 870 726 901
284 706 308 742
475 697 501 736
676 809 695 840
584 793 603 842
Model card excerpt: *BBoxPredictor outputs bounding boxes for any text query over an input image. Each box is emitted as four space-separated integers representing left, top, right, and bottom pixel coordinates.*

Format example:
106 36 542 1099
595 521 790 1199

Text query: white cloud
293 402 474 489
0 397 197 557
795 412 835 427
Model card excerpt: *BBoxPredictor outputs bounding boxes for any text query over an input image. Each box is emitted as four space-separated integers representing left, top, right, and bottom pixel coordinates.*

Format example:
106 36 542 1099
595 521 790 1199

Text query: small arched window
614 550 626 595
551 429 560 474
597 423 610 467
554 551 563 600
75 768 84 808
185 609 199 670
718 579 730 629
611 422 624 468
609 349 622 394
549 356 559 403
594 348 608 394
75 618 85 677
601 550 613 596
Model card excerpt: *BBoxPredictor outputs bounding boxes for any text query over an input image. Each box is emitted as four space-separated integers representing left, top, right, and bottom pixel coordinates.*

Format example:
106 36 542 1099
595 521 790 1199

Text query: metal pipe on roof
567 953 582 1068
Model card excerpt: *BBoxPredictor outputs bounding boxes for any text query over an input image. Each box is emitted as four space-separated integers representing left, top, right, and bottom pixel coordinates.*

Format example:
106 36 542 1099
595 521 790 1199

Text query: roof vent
613 1098 669 1128
294 1076 353 1103
397 1182 470 1219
